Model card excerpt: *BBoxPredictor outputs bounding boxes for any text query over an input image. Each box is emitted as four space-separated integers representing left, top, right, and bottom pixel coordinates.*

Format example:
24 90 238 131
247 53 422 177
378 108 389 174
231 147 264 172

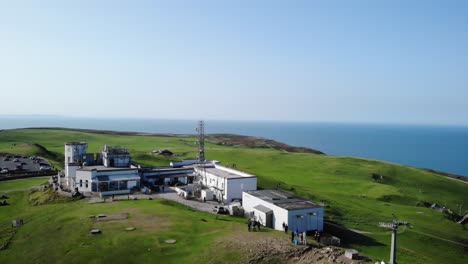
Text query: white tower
64 142 87 165
64 142 87 189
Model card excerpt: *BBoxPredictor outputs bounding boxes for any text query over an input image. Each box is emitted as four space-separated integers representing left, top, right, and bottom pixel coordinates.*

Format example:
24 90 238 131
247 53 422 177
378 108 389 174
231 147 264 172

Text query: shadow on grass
325 222 385 247
215 216 231 222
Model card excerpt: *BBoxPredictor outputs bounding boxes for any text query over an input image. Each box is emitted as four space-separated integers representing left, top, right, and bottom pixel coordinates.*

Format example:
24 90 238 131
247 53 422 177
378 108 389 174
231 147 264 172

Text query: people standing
285 224 288 233
303 231 307 245
282 222 286 232
247 219 251 232
299 232 303 244
291 231 294 243
314 231 321 242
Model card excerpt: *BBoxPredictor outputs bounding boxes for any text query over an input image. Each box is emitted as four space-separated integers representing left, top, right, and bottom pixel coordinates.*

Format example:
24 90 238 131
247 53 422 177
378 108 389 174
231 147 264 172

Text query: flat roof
204 166 255 179
145 173 192 179
254 204 273 214
77 165 137 172
65 142 87 145
141 166 194 172
246 189 321 211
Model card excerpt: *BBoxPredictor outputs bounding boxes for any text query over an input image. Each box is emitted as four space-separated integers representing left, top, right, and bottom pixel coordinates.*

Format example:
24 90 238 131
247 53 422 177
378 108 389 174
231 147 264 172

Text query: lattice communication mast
197 120 205 163
193 120 206 197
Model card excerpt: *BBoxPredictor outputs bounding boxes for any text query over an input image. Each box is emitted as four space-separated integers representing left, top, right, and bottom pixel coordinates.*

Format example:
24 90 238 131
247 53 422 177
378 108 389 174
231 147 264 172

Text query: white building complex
64 142 140 196
242 190 323 232
195 163 257 203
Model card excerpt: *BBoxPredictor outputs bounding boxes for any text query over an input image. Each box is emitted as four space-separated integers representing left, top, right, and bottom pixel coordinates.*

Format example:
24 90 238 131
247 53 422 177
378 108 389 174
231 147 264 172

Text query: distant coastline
1 117 468 177
4 127 467 183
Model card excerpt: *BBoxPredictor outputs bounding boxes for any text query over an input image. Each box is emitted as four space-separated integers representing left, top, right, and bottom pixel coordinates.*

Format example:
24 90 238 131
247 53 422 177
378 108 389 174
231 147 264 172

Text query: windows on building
79 179 83 187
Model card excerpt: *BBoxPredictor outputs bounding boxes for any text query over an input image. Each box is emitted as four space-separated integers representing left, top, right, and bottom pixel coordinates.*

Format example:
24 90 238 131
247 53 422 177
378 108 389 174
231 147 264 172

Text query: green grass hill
0 128 466 263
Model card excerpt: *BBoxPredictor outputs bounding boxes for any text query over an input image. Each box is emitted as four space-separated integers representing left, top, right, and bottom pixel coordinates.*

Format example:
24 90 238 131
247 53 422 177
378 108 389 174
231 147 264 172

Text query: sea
1 116 467 177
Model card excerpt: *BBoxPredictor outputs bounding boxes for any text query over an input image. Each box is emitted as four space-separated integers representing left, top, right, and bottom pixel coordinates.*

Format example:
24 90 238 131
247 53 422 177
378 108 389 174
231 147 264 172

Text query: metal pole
390 226 397 264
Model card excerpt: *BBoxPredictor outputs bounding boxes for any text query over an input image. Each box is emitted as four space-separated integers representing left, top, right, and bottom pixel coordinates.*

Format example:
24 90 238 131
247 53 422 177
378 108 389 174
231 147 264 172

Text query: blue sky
0 0 467 125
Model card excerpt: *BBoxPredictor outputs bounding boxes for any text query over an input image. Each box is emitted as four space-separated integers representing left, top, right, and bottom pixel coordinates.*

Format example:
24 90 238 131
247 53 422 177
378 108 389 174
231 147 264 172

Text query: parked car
213 206 229 214
0 168 9 174
2 157 10 161
13 158 21 162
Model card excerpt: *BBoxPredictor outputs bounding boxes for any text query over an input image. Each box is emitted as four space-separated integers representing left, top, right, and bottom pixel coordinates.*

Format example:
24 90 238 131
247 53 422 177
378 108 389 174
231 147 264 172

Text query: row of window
79 179 88 188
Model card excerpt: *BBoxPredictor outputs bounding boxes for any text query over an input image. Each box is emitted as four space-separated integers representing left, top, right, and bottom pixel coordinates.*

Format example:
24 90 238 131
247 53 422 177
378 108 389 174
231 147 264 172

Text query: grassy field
0 189 261 263
0 128 467 263
0 177 49 191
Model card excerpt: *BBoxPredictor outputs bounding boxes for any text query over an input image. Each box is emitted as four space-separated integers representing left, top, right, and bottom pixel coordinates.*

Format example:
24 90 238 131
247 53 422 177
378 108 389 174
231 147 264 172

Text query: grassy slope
0 128 467 263
0 190 250 264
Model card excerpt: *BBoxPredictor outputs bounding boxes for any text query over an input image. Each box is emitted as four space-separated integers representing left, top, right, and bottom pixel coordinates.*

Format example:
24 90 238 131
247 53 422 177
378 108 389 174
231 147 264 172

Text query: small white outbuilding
243 190 323 232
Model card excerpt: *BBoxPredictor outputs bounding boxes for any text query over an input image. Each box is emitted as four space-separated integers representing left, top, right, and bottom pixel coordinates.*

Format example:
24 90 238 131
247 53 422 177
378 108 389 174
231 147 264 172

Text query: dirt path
214 231 366 264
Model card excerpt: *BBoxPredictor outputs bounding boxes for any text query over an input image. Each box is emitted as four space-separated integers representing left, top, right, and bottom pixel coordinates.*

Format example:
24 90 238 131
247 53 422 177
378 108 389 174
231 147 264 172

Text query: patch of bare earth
216 231 366 264
92 210 172 232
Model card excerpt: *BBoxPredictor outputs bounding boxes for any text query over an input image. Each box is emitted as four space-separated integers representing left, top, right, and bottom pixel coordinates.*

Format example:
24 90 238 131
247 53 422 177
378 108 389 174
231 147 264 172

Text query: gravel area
87 188 223 214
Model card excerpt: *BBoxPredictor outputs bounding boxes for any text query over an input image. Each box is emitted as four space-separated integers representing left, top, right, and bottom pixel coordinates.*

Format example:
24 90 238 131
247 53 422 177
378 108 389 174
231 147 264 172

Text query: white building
75 166 140 196
243 190 323 232
195 164 257 203
64 142 88 188
63 142 139 196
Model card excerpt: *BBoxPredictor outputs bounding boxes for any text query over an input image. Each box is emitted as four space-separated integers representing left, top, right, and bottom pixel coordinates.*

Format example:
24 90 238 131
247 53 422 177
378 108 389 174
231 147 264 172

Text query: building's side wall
76 169 140 193
65 164 79 187
287 207 324 232
225 177 257 202
252 209 268 226
75 170 93 192
242 192 288 230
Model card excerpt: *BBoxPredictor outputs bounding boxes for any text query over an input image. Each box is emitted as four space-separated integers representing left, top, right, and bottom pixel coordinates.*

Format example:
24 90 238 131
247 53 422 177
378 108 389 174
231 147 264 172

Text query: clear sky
1 0 467 125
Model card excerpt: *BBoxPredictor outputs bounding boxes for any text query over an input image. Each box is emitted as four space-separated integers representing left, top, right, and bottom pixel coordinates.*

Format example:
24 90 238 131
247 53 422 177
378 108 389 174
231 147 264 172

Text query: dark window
109 181 118 191
98 182 108 192
119 181 127 190
79 179 83 187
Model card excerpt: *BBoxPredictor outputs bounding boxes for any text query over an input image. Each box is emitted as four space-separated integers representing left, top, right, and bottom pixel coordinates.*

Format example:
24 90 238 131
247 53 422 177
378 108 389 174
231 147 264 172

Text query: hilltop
0 128 467 264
